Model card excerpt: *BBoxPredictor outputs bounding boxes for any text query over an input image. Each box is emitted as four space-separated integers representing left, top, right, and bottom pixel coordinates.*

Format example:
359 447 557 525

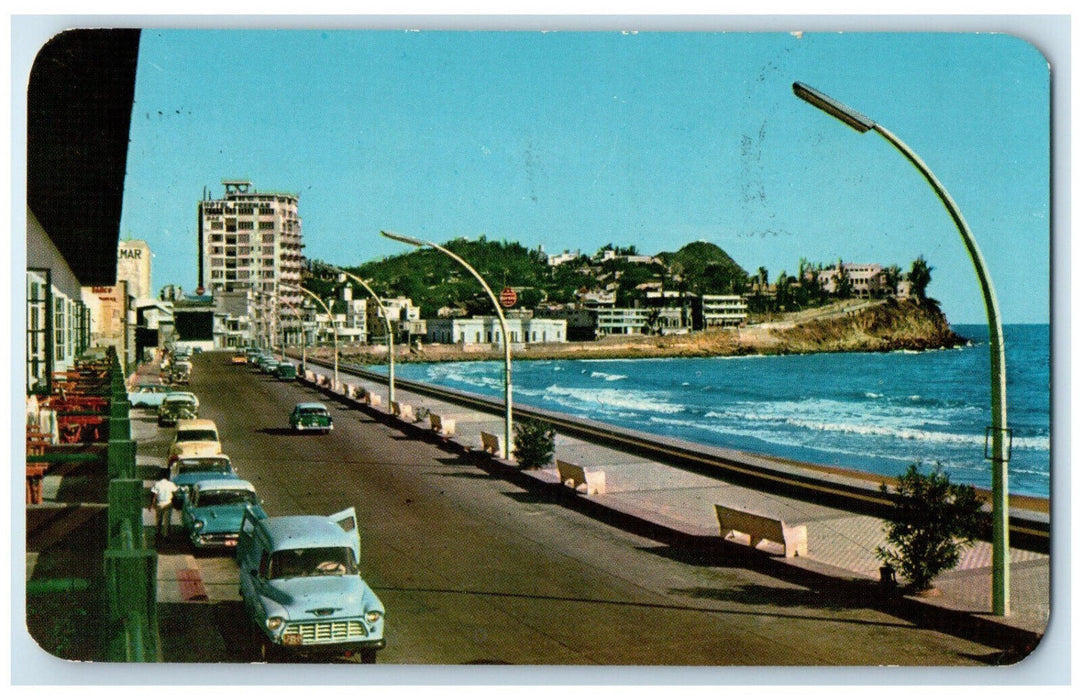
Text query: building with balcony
197 179 305 340
694 295 748 329
818 263 887 298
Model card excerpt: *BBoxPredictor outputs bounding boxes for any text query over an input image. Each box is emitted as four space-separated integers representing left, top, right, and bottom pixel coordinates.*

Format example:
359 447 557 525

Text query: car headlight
365 610 383 623
266 616 284 631
192 520 204 531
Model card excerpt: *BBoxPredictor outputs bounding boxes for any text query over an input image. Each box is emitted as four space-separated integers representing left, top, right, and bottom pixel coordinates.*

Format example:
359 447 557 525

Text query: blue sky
117 28 1050 324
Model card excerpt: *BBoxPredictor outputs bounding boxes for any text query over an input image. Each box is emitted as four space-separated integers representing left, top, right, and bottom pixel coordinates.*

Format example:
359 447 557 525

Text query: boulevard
142 352 1005 666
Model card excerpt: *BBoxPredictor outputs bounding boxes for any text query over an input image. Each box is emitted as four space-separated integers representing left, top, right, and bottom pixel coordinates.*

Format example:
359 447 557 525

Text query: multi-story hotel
197 180 305 340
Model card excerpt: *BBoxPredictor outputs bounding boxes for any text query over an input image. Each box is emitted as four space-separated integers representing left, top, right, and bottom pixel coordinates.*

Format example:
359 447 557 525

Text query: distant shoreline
320 297 967 366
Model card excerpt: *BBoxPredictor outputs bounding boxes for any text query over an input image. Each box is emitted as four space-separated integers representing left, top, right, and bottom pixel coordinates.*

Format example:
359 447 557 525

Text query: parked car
274 362 297 381
236 507 385 662
168 418 222 466
259 357 280 374
181 479 265 549
170 454 238 504
231 352 249 365
128 383 171 408
158 392 199 426
290 402 333 433
170 360 193 385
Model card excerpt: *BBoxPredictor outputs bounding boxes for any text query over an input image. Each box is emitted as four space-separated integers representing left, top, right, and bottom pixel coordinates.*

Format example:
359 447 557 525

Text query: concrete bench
714 504 807 558
365 390 382 407
390 401 415 422
429 413 455 438
479 431 502 456
557 459 606 496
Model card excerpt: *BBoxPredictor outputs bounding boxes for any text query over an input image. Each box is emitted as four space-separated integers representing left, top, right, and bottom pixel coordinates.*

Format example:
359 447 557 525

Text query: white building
596 307 652 335
698 295 748 328
117 239 152 300
197 180 305 338
818 263 886 298
426 316 567 347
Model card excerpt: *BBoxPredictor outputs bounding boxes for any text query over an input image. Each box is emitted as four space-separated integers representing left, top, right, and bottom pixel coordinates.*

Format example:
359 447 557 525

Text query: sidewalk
301 361 1050 650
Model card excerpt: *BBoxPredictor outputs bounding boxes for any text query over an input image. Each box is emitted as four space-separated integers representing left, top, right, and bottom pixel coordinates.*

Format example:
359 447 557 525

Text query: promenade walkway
300 360 1050 651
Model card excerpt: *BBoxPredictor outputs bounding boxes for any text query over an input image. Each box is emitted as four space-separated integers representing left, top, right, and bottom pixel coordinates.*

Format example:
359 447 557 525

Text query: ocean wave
543 385 684 415
590 371 628 382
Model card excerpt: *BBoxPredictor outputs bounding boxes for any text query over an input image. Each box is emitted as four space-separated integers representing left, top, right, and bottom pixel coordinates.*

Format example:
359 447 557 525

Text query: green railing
101 347 158 662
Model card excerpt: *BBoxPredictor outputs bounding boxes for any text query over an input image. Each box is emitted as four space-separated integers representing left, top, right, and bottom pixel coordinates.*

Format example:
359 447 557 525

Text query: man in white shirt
150 477 179 540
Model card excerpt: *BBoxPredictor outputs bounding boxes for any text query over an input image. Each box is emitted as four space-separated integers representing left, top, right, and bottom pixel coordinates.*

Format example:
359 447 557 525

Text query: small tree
512 418 556 469
875 463 985 592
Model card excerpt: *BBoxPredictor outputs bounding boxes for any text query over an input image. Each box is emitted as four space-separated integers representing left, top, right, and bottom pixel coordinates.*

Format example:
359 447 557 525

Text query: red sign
499 287 518 308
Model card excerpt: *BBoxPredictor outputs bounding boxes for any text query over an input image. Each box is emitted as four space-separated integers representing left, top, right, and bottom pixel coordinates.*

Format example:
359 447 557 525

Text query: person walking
150 477 179 541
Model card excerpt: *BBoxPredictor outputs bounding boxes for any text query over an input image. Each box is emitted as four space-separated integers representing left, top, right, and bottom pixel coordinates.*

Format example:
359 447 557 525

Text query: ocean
385 324 1051 498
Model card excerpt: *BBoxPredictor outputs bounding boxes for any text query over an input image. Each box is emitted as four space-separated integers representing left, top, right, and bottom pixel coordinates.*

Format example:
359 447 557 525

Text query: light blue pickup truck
236 507 385 663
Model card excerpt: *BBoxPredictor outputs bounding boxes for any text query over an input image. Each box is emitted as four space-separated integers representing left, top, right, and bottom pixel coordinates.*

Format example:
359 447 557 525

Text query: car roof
176 419 217 430
294 402 328 410
259 515 353 551
193 478 255 492
163 392 196 400
175 453 231 464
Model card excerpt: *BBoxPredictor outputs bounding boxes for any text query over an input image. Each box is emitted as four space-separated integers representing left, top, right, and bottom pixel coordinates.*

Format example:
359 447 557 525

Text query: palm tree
908 256 933 300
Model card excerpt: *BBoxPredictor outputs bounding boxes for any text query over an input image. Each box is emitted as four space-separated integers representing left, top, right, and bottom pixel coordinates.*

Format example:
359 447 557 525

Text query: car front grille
284 619 367 644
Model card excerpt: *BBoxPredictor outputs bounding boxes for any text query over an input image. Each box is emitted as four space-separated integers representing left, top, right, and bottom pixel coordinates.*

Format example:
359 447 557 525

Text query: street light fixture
793 81 1011 616
282 283 339 389
381 230 514 459
257 289 308 372
333 268 396 405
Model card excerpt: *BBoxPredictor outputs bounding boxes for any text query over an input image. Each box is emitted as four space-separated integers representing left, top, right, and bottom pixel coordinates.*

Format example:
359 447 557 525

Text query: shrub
875 463 985 592
512 418 556 469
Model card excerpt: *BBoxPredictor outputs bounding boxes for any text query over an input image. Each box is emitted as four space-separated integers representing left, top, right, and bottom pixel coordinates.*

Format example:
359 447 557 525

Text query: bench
429 413 456 438
714 504 807 558
480 431 502 456
556 460 606 495
365 390 382 407
390 401 415 422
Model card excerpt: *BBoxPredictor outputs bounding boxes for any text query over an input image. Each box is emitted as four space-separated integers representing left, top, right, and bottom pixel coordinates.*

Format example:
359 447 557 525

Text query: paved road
151 351 1003 666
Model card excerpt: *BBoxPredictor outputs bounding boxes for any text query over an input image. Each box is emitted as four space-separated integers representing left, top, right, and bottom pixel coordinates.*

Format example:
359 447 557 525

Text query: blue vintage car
236 507 385 663
169 454 238 505
181 479 265 549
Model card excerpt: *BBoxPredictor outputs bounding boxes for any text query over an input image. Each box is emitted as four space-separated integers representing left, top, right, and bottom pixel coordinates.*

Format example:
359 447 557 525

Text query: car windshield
177 429 218 442
268 546 358 579
194 489 257 507
177 459 231 474
163 398 196 408
298 407 329 416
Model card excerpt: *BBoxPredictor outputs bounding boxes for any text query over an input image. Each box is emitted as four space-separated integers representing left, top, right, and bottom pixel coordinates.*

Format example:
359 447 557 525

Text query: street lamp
282 283 339 389
793 81 1011 616
333 268 396 405
381 230 514 459
259 289 308 372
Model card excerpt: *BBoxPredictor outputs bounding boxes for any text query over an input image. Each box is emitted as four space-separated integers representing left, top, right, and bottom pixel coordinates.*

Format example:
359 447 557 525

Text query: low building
818 263 886 298
694 295 748 329
596 307 652 336
426 316 567 347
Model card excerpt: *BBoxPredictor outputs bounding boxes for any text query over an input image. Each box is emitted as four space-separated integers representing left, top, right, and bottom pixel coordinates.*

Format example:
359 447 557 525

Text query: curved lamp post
793 81 1011 616
282 283 339 389
381 230 513 459
333 268 396 405
258 289 308 372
